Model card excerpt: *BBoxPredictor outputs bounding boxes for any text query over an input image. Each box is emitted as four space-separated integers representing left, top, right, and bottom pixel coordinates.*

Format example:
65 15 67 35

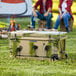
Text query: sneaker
27 25 34 30
51 28 58 31
66 27 70 33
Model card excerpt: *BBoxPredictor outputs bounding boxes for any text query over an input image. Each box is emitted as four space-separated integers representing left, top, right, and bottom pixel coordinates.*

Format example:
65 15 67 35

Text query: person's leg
63 13 71 32
8 25 11 31
45 12 52 29
31 14 36 28
31 11 44 28
63 13 71 28
54 15 61 29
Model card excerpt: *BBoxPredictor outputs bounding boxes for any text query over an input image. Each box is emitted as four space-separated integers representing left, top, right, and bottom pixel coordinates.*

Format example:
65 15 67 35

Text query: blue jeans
54 12 71 29
31 11 52 29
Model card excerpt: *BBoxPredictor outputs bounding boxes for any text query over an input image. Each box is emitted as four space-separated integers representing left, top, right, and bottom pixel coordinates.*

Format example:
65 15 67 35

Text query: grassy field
0 1 76 76
0 30 76 76
0 16 76 76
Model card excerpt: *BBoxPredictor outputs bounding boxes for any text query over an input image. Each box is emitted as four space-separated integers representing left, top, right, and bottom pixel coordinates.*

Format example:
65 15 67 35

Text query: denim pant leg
31 12 44 28
54 15 61 29
45 13 52 29
63 13 71 28
8 25 11 31
31 14 36 28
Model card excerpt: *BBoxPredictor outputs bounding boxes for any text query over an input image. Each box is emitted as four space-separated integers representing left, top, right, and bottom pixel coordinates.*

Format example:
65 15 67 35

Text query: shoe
43 28 48 31
66 27 70 33
27 25 34 30
51 28 58 32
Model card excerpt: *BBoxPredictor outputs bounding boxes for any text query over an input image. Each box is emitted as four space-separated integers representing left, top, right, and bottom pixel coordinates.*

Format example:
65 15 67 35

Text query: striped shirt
59 0 73 20
34 0 53 14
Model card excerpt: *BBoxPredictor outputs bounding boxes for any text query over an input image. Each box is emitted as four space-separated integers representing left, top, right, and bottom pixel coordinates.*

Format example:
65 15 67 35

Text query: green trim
12 41 18 57
53 40 58 48
12 38 20 58
46 43 52 58
29 42 35 57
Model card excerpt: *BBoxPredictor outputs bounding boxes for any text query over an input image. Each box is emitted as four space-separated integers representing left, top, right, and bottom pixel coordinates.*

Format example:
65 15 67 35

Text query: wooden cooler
8 30 67 60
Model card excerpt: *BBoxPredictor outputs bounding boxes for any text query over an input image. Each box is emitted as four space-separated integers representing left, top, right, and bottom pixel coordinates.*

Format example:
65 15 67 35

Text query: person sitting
31 0 53 29
54 0 73 32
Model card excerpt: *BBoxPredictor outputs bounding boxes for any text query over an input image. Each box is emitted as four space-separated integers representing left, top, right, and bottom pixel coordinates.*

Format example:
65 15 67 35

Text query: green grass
0 47 76 76
0 17 31 29
0 17 76 76
0 39 9 50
